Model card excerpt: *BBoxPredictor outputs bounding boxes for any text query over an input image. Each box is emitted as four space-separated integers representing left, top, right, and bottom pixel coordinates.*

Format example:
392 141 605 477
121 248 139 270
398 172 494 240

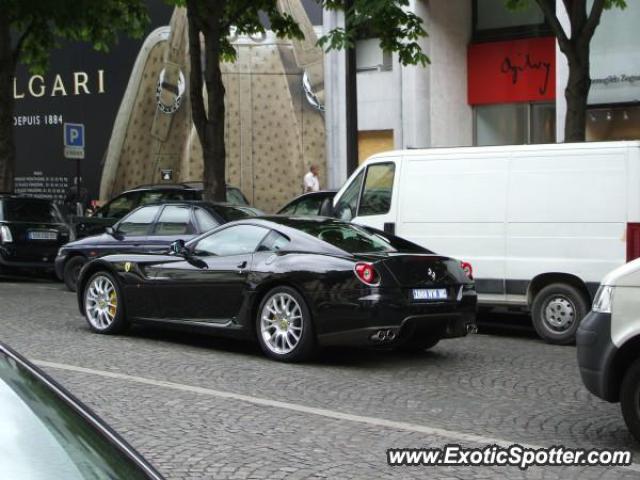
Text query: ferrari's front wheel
256 286 316 362
83 271 127 334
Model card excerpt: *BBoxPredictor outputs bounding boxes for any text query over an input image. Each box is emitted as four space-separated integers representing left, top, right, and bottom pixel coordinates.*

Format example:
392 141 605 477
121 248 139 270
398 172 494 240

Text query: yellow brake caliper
109 291 117 317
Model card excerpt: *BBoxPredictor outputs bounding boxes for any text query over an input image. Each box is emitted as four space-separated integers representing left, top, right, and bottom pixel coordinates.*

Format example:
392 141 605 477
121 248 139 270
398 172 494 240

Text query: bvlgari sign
12 2 174 203
13 71 106 99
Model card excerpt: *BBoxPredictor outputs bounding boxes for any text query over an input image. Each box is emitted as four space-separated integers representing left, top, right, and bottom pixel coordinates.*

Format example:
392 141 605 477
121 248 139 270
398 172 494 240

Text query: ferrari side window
258 231 290 252
272 234 290 251
194 225 269 257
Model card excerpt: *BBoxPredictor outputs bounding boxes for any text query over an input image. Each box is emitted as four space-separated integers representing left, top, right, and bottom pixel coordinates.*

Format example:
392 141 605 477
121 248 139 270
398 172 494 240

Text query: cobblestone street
1 276 638 479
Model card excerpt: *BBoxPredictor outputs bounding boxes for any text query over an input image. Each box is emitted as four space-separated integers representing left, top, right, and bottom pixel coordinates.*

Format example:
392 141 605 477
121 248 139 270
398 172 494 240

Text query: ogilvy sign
468 37 556 105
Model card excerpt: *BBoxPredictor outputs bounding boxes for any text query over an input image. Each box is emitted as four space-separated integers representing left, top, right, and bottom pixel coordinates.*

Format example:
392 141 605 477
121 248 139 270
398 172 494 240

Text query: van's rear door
394 151 510 303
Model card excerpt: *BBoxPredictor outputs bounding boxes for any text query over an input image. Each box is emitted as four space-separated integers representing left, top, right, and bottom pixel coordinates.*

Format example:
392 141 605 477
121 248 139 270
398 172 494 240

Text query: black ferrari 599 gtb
76 217 477 362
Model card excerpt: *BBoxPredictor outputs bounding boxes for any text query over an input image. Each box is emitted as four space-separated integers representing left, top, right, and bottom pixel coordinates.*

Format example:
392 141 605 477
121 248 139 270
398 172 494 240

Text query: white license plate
29 231 57 240
412 288 448 301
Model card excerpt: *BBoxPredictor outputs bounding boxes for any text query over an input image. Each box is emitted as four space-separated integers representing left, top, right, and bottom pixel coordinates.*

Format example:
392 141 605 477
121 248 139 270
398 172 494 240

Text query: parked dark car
277 190 336 216
0 342 163 479
57 201 262 291
74 183 250 238
76 217 477 362
0 195 73 273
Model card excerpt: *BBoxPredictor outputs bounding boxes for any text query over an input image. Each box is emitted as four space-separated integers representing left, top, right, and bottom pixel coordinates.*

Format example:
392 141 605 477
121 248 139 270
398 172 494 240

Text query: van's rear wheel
531 283 588 344
620 358 640 442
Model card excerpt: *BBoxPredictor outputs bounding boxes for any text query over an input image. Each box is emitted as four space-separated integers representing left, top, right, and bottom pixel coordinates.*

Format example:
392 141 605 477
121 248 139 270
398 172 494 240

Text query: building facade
324 0 640 188
10 1 640 205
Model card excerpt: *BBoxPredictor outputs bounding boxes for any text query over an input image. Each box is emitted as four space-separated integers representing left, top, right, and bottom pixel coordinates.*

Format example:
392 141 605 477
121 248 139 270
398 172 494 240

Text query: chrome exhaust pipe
370 329 397 343
370 330 385 342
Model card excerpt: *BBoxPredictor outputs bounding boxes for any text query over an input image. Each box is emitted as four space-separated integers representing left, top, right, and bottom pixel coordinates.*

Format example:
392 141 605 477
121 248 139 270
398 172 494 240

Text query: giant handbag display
99 0 326 213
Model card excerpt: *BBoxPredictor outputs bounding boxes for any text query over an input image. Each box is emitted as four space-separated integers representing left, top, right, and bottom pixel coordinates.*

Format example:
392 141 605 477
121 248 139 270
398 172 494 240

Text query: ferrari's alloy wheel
85 274 119 332
260 293 303 355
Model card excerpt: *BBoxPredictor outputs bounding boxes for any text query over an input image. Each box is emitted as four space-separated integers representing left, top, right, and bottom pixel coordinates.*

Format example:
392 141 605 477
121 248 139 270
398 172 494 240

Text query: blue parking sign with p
64 123 85 148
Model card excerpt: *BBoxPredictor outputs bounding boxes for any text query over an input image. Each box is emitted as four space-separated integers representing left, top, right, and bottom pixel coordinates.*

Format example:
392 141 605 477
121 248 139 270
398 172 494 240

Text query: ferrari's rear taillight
460 261 473 280
628 223 640 262
354 262 380 286
0 225 13 244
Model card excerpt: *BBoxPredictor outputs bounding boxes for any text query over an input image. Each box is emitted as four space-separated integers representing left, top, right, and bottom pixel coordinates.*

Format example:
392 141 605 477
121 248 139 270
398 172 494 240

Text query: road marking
34 359 640 472
2 282 66 292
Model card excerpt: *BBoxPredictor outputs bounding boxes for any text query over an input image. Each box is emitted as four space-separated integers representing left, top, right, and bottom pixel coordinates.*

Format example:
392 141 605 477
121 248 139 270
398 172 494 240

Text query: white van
332 141 640 344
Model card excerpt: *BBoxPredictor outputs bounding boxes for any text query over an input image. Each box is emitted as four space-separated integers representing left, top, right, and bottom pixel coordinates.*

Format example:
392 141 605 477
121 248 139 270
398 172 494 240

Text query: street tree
507 0 626 142
169 0 429 201
0 0 149 192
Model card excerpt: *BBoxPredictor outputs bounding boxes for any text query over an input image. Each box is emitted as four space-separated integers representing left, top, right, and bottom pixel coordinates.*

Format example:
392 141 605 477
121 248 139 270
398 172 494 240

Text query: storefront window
587 105 640 141
475 103 555 146
473 0 551 42
475 104 527 146
531 103 556 144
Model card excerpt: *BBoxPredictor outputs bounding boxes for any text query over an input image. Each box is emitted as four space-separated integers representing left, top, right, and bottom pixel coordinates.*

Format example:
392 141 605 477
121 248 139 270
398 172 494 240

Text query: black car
0 342 163 479
75 183 250 238
56 201 262 291
0 195 73 273
277 190 336 216
75 217 477 362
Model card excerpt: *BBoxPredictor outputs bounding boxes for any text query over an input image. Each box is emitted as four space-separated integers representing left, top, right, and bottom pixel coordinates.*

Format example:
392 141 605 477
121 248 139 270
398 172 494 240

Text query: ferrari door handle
237 261 247 274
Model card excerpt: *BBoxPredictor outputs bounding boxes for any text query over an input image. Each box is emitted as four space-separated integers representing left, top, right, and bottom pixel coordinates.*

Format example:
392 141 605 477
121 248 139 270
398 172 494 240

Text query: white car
577 258 640 441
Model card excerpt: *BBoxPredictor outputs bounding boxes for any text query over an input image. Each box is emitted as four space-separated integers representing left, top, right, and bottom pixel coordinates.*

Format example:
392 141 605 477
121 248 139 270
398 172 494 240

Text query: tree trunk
0 14 16 192
563 47 591 143
202 31 226 203
186 2 226 203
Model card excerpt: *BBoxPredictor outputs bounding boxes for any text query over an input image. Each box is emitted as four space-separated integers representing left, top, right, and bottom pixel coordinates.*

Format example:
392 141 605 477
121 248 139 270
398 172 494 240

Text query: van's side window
358 163 395 216
335 170 364 221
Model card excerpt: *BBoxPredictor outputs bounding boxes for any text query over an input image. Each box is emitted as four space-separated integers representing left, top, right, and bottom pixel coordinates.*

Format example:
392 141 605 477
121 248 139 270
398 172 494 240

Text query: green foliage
607 0 628 7
320 0 429 66
5 0 149 73
167 0 429 66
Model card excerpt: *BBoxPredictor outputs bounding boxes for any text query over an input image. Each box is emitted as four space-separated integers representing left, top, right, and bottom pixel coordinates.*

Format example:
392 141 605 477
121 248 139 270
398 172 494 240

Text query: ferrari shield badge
124 262 132 273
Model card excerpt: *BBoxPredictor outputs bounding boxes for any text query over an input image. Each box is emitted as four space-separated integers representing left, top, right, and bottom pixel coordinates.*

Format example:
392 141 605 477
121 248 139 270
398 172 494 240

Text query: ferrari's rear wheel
83 271 127 334
257 286 315 362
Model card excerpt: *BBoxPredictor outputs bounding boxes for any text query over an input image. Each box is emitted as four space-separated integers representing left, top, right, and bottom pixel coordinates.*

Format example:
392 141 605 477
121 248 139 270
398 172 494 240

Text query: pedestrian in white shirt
303 165 320 193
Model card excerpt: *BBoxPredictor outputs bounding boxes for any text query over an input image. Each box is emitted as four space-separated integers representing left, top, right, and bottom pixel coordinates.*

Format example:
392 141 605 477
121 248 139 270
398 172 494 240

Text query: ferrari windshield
296 222 397 254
